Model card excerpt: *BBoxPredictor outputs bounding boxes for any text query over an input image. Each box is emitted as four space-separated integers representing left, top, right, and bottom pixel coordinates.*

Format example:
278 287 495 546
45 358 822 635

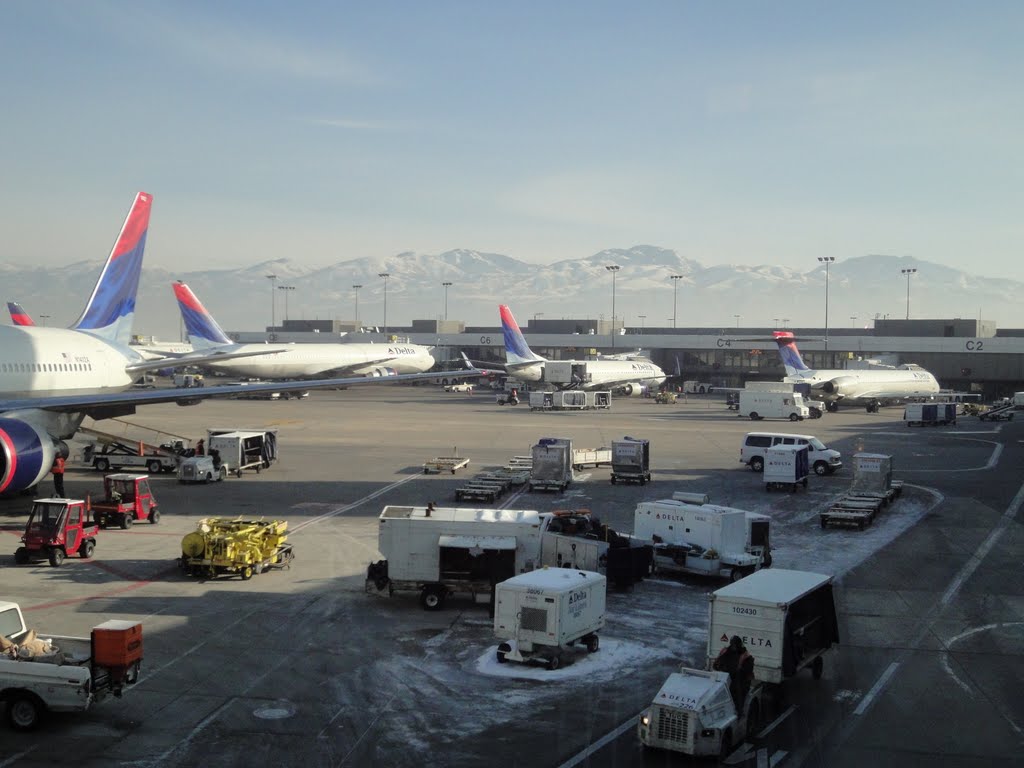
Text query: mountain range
4 246 1019 339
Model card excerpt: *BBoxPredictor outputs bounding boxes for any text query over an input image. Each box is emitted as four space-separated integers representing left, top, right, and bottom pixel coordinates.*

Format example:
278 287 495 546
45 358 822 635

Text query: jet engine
819 376 857 398
0 419 58 494
616 383 646 397
368 368 398 377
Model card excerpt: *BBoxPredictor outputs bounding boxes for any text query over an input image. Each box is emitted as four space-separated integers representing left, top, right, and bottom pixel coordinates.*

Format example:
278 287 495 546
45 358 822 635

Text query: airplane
0 192 477 496
173 283 438 379
773 331 940 412
500 304 666 395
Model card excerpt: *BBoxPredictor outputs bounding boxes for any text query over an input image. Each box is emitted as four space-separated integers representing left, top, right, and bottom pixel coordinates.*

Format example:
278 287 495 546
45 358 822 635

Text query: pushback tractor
178 518 294 580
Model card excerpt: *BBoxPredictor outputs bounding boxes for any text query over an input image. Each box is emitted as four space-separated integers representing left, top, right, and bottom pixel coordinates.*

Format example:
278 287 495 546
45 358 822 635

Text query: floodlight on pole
638 315 646 328
266 273 278 332
817 256 835 352
606 265 620 348
670 275 684 328
378 272 390 338
278 285 295 322
352 284 362 327
901 268 917 320
442 281 453 321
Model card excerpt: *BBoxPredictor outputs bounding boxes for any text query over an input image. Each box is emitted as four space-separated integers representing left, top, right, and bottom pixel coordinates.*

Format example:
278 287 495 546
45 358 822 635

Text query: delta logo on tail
7 303 34 327
500 305 544 365
773 331 811 376
72 192 151 344
173 282 234 347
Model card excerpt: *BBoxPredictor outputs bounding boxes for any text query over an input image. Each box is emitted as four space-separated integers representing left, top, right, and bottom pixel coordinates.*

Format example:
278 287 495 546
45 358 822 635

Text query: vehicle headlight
640 714 650 727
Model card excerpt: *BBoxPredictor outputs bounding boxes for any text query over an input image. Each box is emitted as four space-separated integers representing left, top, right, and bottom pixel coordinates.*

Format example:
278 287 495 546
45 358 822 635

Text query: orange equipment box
92 619 143 669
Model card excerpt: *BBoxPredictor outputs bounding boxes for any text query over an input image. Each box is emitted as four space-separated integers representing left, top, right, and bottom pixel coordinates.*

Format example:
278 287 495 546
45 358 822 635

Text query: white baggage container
851 453 894 494
494 568 606 669
707 569 839 684
530 438 574 491
763 444 810 492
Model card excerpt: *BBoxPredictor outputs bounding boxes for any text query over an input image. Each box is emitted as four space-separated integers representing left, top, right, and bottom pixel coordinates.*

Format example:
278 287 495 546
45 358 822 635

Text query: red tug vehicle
14 499 99 567
91 474 160 529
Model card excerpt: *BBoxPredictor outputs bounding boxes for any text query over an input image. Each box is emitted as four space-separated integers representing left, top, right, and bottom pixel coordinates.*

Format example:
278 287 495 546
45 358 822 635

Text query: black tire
48 548 65 567
7 692 44 732
205 472 213 483
547 655 560 671
814 461 829 476
256 465 262 474
95 458 110 472
496 642 511 664
420 585 446 611
241 566 253 581
219 467 227 481
121 514 132 529
14 547 29 565
729 568 743 583
749 412 759 421
750 457 764 473
812 655 824 680
236 469 243 478
610 476 617 485
747 700 761 731
789 413 800 422
79 540 95 559
147 460 161 474
585 635 600 653
820 516 828 529
149 509 160 525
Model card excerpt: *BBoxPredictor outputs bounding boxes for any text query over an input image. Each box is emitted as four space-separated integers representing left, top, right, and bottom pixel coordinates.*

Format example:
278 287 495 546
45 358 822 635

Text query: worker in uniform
51 454 66 497
713 635 755 708
196 438 205 456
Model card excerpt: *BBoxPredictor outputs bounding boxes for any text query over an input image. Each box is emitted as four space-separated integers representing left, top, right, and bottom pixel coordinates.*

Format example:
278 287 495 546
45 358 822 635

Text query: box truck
738 391 809 422
706 569 839 684
494 569 605 670
903 402 957 426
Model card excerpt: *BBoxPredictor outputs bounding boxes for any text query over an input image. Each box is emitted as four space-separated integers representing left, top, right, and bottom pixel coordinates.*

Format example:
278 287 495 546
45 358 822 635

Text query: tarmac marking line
770 749 789 767
555 710 644 768
756 703 797 738
0 747 37 767
852 661 900 716
291 474 420 534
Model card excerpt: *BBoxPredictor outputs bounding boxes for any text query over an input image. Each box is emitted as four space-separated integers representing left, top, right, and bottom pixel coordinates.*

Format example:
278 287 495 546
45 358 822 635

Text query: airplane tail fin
7 302 34 326
773 331 812 376
173 282 234 349
499 304 545 366
72 192 152 344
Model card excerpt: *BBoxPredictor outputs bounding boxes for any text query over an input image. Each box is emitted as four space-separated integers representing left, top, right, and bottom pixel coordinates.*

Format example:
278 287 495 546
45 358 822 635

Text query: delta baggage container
494 568 605 669
530 438 574 492
851 453 894 494
763 444 809 492
707 569 839 684
904 402 956 426
610 437 651 485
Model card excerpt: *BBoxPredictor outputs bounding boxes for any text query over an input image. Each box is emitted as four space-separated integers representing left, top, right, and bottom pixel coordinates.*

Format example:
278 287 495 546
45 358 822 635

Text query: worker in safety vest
713 635 755 707
51 455 66 497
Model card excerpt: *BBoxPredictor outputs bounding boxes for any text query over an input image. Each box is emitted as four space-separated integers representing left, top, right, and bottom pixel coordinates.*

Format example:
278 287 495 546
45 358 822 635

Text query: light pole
606 264 620 348
670 274 683 328
638 314 646 328
278 285 295 322
818 256 835 352
266 273 278 332
783 318 790 328
533 312 544 323
352 284 362 327
442 281 453 321
734 314 741 328
773 317 780 328
851 315 858 328
901 268 917 320
39 314 50 327
378 272 390 338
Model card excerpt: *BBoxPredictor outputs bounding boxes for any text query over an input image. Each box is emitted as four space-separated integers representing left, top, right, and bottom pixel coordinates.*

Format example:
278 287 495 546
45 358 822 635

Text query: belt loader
178 518 294 580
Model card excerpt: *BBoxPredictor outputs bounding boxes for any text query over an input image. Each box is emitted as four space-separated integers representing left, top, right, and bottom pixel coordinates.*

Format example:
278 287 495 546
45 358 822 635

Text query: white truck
633 498 770 581
530 437 574 492
494 569 605 670
738 390 809 421
903 402 957 426
744 381 824 418
365 505 549 610
207 428 278 477
637 666 762 759
0 601 142 731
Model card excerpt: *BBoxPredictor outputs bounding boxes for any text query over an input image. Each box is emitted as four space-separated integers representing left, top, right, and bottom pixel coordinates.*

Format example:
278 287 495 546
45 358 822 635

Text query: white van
740 432 842 476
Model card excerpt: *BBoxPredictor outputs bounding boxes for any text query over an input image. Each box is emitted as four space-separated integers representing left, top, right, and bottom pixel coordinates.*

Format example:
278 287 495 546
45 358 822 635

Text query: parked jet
773 331 940 411
7 302 33 326
174 282 438 379
500 304 666 394
0 192 475 495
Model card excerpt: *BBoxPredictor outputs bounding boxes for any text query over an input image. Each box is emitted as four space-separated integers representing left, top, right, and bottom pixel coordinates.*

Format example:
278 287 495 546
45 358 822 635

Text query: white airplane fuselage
511 358 666 391
200 343 436 379
786 367 940 403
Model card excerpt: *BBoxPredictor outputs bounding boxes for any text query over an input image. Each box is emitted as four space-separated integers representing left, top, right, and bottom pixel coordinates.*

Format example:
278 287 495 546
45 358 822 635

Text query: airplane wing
0 369 482 415
124 347 286 374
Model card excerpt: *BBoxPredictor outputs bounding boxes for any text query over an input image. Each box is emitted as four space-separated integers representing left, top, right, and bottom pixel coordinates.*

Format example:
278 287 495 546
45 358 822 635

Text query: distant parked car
444 382 474 393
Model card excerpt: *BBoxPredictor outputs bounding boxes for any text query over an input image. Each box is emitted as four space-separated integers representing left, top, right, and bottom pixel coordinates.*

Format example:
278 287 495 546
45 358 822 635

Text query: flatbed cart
423 456 471 474
820 496 884 530
454 483 504 503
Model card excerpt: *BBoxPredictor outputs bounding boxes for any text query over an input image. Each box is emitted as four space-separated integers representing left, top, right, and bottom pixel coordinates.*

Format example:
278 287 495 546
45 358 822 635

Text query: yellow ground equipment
178 517 294 580
654 391 677 404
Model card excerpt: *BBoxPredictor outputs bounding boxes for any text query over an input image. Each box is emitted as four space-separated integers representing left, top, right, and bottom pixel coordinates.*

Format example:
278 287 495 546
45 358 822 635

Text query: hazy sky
3 2 1022 278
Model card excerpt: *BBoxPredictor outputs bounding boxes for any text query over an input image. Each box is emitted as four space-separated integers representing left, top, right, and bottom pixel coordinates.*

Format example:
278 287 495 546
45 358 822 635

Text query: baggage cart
610 436 651 485
422 455 471 474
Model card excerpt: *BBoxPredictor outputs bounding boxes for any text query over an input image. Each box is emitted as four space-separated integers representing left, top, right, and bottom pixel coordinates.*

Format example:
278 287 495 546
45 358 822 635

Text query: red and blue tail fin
172 282 233 349
7 302 34 326
72 192 152 344
773 331 811 376
500 304 545 366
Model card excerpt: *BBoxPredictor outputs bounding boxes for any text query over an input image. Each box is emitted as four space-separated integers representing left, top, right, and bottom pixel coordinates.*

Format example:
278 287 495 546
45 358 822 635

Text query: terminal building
229 317 1024 400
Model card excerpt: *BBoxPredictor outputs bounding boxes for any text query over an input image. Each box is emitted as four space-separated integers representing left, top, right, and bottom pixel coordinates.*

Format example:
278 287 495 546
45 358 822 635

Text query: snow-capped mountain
3 248 1018 338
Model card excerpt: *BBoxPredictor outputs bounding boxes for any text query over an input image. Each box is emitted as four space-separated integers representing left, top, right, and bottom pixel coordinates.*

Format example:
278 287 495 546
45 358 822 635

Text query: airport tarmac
1 387 1021 767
